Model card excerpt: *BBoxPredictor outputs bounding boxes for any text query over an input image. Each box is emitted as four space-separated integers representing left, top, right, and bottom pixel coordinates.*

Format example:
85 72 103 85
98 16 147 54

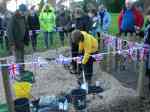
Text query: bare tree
0 0 12 13
48 0 56 6
140 0 150 10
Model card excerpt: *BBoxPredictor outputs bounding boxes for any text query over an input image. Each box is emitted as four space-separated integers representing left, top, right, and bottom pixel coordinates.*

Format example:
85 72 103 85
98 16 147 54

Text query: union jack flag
117 38 123 50
92 54 104 62
139 48 148 61
8 64 20 79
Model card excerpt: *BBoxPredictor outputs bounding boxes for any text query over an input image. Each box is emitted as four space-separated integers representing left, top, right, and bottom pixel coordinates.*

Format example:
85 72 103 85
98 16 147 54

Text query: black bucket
88 85 104 94
14 98 30 112
71 89 86 110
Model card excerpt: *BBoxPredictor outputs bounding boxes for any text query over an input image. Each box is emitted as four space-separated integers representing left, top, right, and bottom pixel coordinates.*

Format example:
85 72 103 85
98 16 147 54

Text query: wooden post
127 33 131 41
120 33 124 39
1 60 15 112
98 35 101 52
99 33 103 52
137 60 145 97
99 33 104 70
136 34 140 43
107 44 111 72
112 42 116 71
132 33 136 42
114 38 118 71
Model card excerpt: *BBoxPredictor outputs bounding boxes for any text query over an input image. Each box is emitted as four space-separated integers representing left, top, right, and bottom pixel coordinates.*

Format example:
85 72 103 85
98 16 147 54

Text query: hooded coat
39 4 56 32
79 31 98 64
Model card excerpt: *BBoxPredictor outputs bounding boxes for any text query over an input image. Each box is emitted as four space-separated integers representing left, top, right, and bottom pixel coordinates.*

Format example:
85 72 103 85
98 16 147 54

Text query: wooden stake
137 60 145 97
127 33 131 41
114 38 118 71
107 44 111 72
1 60 15 112
99 33 103 52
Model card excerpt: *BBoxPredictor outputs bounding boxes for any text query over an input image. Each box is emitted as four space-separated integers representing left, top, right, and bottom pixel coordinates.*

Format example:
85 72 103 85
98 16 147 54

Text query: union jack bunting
92 53 104 62
117 38 123 50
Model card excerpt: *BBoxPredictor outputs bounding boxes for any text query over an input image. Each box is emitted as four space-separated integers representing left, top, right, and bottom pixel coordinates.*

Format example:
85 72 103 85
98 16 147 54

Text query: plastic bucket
14 98 30 112
71 89 86 110
88 85 103 94
20 71 35 83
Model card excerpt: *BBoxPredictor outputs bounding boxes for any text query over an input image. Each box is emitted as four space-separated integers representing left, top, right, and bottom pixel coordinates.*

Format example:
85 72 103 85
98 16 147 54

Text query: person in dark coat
56 6 70 46
0 14 4 49
69 8 92 74
144 8 150 90
8 4 29 73
28 6 40 51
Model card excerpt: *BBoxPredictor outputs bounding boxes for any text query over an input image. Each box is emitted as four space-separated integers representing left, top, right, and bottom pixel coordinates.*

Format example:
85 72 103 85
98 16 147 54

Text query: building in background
6 0 41 12
0 0 8 13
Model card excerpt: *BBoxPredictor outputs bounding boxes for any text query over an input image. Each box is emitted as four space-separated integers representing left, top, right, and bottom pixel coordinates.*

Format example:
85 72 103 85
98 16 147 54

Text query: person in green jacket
39 4 56 49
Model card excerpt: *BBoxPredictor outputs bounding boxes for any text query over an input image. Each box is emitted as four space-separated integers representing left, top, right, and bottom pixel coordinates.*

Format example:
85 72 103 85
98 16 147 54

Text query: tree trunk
48 0 56 6
84 0 98 11
0 0 8 13
140 0 150 10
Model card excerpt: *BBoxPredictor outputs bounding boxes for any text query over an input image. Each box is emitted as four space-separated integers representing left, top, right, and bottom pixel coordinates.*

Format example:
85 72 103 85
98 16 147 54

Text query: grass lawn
0 103 8 112
0 32 65 57
109 13 119 35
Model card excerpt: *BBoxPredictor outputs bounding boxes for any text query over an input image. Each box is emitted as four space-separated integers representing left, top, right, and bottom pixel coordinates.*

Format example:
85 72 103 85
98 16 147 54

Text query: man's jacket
8 12 27 47
79 31 98 64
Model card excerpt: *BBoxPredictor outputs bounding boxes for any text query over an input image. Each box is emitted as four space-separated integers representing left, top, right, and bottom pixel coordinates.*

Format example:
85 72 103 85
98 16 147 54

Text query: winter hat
19 4 28 12
125 0 135 4
71 30 83 44
30 5 36 10
98 4 106 11
75 8 84 16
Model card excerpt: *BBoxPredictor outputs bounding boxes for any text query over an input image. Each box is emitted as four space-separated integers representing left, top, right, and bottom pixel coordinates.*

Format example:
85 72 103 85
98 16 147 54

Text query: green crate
20 71 35 84
0 104 8 112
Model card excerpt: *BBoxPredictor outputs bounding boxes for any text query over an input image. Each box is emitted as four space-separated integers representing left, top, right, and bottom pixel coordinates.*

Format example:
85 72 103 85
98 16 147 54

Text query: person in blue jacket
98 4 111 33
88 9 100 37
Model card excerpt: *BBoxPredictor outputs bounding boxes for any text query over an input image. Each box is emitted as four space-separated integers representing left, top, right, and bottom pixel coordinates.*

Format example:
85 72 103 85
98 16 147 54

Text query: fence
100 33 147 97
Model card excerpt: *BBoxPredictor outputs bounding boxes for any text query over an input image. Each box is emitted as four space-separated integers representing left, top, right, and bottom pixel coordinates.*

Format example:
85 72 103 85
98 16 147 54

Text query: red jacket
118 7 144 32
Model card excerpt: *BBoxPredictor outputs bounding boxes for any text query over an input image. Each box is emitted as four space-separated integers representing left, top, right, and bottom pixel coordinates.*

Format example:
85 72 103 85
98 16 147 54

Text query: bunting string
0 32 150 78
